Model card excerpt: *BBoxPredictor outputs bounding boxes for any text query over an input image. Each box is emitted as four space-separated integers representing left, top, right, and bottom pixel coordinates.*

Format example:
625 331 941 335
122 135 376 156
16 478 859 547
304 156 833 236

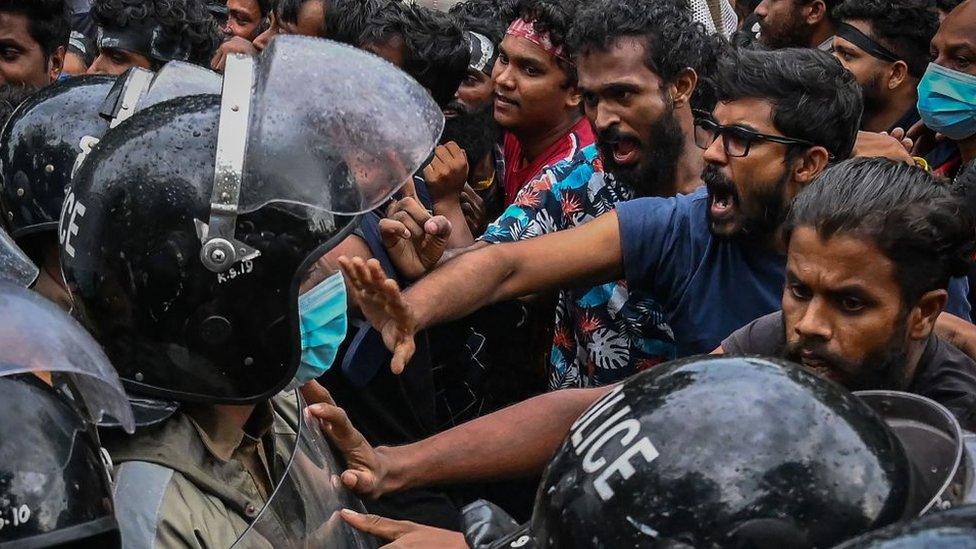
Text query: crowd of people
2 0 976 546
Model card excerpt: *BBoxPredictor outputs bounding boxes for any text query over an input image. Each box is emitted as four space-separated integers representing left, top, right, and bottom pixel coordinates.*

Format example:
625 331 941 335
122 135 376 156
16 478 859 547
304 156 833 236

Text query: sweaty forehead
936 2 976 50
787 227 898 291
712 98 778 133
577 36 663 91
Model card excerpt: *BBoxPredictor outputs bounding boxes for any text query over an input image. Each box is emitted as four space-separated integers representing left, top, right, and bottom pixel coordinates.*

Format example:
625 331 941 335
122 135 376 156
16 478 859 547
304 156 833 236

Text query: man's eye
788 284 811 301
0 48 18 60
524 66 541 77
840 296 865 312
497 54 509 65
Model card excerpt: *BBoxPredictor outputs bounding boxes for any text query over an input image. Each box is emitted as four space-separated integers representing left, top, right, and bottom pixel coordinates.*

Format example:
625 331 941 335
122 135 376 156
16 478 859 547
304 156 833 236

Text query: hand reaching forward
338 256 419 374
305 385 394 499
340 510 468 549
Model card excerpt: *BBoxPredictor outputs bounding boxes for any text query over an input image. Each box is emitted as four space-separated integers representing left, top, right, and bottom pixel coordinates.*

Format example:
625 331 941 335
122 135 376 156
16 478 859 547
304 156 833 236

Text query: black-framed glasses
692 110 818 158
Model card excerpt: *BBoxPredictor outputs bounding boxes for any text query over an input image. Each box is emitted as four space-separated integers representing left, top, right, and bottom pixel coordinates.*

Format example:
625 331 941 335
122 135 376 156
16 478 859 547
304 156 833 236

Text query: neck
807 22 835 49
959 135 976 164
861 88 917 133
900 339 928 390
214 404 257 431
673 106 705 196
514 111 581 162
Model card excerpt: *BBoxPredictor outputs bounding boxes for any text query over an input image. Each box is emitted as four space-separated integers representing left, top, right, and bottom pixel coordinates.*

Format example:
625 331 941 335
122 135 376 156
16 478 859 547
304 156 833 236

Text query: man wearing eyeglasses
338 47 972 374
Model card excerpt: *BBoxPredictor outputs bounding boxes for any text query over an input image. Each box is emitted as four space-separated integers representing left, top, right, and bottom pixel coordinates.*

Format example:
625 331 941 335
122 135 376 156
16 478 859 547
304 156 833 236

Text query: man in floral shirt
480 0 715 388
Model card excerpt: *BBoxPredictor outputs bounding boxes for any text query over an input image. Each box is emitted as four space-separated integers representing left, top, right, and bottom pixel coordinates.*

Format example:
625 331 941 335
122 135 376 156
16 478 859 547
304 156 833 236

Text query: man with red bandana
493 0 594 206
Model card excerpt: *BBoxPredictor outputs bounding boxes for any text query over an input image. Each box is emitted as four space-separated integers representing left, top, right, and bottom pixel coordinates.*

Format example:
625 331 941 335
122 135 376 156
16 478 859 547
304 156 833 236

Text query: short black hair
833 0 939 78
785 158 976 306
399 4 469 109
566 0 720 111
0 0 70 58
351 0 405 49
449 0 513 45
712 47 863 160
513 0 580 85
935 0 964 13
89 0 222 68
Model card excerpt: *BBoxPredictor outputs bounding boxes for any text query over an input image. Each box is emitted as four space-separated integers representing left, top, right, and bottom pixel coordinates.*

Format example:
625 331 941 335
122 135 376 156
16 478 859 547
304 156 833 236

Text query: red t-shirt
502 117 596 205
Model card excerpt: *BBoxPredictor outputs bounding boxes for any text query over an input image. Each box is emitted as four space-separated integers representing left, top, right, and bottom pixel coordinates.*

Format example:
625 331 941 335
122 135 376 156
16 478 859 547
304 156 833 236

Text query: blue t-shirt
617 187 972 356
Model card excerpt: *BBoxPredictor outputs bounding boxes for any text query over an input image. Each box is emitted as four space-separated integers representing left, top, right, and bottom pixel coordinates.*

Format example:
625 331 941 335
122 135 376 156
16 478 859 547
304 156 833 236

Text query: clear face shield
0 226 37 287
196 35 444 274
231 392 376 548
0 283 135 433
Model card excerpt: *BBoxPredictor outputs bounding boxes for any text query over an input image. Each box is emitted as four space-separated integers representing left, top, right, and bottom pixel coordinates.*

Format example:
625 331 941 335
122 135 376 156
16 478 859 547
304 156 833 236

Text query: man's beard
860 73 886 125
440 102 501 164
759 14 814 49
783 315 913 391
702 164 790 239
597 107 684 198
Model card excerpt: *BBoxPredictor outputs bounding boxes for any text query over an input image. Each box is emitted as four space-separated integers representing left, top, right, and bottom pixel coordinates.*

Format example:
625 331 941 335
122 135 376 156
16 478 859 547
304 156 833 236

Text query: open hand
340 510 468 549
305 386 394 499
338 256 419 374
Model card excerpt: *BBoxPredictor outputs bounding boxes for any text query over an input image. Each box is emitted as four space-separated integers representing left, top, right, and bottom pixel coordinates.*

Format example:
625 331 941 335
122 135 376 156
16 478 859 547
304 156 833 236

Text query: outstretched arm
340 211 625 372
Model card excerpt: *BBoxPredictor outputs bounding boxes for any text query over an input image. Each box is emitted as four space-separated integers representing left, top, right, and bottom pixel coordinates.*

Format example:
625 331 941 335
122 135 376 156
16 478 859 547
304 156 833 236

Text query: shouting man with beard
338 45 972 372
720 158 976 428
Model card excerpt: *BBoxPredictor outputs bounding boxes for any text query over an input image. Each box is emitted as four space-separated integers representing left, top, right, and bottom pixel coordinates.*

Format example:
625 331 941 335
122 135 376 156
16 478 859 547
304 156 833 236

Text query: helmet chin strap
196 53 261 273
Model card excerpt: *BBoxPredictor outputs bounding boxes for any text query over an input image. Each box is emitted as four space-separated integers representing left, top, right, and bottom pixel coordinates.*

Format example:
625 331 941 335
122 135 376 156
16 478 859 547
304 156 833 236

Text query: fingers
441 141 468 164
379 218 412 247
299 380 336 406
340 509 412 541
424 216 452 238
306 402 364 448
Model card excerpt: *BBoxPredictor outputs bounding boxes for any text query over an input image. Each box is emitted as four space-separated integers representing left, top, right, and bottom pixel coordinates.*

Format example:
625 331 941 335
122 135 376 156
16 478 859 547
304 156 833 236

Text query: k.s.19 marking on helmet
58 190 86 259
568 384 660 501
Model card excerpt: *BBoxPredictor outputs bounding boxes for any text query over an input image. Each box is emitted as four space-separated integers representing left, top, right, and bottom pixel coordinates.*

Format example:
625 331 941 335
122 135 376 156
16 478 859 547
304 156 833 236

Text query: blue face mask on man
917 62 976 141
295 272 348 385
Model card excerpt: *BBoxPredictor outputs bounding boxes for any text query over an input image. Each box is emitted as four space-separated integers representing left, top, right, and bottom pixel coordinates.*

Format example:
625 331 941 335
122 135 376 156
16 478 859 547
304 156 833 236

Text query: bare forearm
380 387 610 491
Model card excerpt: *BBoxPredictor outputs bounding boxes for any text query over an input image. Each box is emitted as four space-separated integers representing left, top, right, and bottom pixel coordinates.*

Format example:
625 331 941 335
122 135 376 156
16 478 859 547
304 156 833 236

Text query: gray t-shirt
723 311 976 430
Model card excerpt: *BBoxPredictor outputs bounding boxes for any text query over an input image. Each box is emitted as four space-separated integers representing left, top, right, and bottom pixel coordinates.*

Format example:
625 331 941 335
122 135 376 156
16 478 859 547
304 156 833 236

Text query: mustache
597 125 640 148
444 100 470 116
702 164 738 198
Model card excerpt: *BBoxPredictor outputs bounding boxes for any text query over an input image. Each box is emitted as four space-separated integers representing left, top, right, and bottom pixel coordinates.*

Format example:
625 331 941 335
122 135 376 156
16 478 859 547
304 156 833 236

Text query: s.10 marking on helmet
216 260 254 284
59 191 87 259
71 135 101 180
568 385 660 501
0 504 32 532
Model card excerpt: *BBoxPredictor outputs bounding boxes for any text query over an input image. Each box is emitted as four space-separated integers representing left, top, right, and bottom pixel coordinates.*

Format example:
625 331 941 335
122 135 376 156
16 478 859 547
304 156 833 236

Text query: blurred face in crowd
447 67 494 118
0 12 64 87
277 0 326 38
831 20 910 117
87 46 151 75
492 34 580 136
224 0 264 41
782 227 942 390
577 36 690 197
754 0 821 48
930 0 976 156
700 99 822 239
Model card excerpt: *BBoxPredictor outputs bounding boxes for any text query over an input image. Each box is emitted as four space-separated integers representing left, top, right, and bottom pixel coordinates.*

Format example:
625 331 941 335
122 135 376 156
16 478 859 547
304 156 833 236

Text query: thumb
424 216 452 239
341 509 411 541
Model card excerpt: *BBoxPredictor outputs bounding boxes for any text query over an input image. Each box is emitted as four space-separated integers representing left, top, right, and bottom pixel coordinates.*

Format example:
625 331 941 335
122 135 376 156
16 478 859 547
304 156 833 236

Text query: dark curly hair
566 0 721 111
0 0 70 58
833 0 939 78
512 0 580 85
785 157 976 307
713 47 863 161
399 3 469 109
449 0 517 44
89 0 222 68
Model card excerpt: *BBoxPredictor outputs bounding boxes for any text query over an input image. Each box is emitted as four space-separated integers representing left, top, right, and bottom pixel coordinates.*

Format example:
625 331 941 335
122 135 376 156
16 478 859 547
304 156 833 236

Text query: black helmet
60 37 443 404
0 64 222 244
495 356 914 549
835 504 976 548
0 282 135 548
856 390 973 516
0 75 115 241
0 375 120 548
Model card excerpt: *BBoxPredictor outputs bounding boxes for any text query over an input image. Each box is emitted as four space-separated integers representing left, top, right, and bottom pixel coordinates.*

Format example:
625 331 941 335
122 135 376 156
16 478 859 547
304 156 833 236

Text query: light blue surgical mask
917 62 976 141
295 272 348 385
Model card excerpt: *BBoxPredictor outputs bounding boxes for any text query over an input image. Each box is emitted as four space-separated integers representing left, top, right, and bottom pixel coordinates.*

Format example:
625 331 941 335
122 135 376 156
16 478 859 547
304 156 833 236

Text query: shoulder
617 187 709 235
915 337 976 429
721 311 785 356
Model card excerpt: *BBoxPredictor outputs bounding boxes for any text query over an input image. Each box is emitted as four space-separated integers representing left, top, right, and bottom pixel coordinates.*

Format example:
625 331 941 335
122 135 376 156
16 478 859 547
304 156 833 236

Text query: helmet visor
240 36 444 216
0 227 37 286
0 283 135 432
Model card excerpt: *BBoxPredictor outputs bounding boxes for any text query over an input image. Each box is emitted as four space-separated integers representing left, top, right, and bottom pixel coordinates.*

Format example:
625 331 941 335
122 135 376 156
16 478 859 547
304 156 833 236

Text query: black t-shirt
722 311 976 430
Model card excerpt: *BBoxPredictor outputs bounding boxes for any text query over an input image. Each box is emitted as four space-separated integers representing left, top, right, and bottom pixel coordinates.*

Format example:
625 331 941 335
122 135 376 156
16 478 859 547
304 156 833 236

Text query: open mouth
611 138 640 165
708 185 737 220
